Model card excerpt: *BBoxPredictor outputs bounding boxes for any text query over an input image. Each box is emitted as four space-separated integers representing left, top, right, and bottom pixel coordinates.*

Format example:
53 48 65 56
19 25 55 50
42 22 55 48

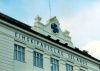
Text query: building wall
0 23 14 71
0 20 100 71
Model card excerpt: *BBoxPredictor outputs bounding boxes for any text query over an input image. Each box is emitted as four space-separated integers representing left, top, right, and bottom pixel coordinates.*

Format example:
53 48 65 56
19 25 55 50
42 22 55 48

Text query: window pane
34 54 36 66
14 50 17 60
14 44 17 50
21 52 25 61
18 46 21 51
18 51 21 61
22 47 24 52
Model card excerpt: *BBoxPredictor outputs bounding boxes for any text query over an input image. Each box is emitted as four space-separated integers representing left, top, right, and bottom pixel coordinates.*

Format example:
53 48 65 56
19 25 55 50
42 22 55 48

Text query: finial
35 16 41 23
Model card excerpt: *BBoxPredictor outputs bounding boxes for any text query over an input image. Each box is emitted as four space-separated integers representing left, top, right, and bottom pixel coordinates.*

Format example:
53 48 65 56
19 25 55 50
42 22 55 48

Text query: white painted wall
0 20 100 71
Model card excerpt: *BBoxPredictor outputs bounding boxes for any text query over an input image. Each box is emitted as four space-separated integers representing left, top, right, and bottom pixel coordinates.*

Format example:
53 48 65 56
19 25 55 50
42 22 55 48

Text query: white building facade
0 13 100 71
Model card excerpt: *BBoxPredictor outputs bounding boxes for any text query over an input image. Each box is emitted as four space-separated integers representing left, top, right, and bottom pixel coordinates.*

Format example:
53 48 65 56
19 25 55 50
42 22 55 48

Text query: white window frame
51 57 59 71
33 51 43 68
66 63 73 71
14 44 25 62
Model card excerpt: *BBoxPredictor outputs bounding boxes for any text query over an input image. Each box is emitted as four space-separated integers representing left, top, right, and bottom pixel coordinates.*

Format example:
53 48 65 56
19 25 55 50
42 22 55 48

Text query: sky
0 0 100 60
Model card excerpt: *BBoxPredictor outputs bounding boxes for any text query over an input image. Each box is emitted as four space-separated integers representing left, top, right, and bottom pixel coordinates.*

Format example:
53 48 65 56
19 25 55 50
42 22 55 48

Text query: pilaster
74 65 80 71
25 47 33 71
59 59 66 71
43 54 51 71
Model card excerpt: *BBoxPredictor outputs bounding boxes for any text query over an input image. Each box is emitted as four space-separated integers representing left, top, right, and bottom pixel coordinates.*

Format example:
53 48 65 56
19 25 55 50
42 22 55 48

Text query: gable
32 16 74 48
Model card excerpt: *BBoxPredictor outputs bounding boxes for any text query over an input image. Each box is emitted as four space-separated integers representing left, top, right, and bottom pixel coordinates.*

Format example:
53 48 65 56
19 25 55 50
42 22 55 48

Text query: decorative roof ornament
32 16 74 48
35 16 41 23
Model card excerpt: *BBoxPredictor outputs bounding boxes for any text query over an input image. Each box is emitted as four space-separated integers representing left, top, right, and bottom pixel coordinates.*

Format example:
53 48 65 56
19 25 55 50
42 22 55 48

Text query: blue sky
0 0 99 23
0 0 100 59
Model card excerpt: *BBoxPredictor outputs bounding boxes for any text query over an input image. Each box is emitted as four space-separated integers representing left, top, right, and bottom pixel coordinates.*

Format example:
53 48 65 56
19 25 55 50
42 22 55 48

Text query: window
33 51 43 68
66 63 73 71
51 58 59 71
14 44 25 62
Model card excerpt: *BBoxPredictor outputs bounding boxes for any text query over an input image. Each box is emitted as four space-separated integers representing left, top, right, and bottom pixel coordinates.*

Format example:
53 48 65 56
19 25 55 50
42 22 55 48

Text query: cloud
59 2 100 47
80 40 100 60
59 2 100 59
